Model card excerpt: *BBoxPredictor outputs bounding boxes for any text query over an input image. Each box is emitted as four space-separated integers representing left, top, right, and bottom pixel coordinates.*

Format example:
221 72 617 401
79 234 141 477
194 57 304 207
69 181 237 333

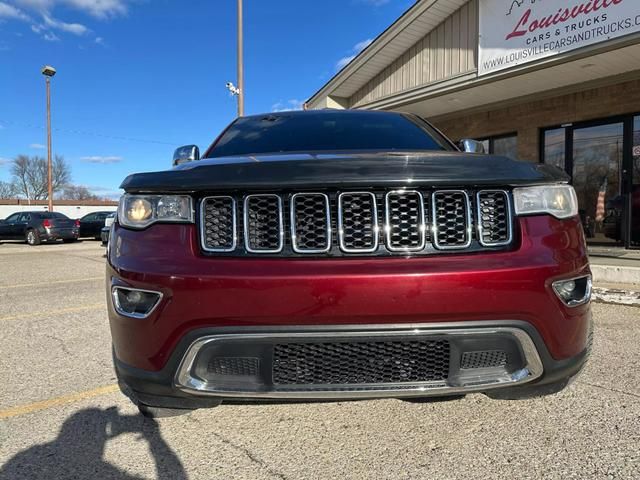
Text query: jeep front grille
199 189 514 256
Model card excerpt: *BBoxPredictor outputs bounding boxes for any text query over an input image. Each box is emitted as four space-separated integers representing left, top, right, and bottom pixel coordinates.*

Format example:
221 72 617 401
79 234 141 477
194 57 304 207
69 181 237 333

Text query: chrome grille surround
338 192 379 253
200 196 237 252
199 189 513 256
290 193 331 254
476 190 513 247
431 190 473 250
384 190 427 252
243 194 284 254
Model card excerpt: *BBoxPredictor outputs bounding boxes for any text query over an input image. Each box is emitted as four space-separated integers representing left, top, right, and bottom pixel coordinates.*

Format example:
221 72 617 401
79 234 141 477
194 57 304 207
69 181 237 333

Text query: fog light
552 276 592 307
112 287 162 318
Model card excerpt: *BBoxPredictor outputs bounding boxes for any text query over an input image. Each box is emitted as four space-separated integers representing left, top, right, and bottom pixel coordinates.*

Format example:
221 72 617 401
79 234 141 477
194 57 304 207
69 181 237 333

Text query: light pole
41 65 56 211
237 0 244 117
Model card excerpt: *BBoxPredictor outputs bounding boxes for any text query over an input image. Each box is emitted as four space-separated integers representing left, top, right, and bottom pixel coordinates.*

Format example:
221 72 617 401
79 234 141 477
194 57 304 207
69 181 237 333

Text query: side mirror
459 139 485 154
173 145 200 166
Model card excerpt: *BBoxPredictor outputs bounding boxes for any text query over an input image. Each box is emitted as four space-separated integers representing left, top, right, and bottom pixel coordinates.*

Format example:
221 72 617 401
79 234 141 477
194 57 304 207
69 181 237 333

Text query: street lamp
41 65 56 211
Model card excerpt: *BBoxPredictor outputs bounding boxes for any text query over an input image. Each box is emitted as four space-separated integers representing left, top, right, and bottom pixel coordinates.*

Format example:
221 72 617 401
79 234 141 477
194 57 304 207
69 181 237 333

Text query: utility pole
41 65 56 211
237 0 244 117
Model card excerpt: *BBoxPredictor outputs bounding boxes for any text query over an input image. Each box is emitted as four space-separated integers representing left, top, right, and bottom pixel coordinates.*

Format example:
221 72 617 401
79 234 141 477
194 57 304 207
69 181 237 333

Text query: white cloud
42 14 88 35
359 0 390 5
95 36 104 45
335 38 373 71
0 2 30 21
271 99 305 112
81 155 122 164
16 0 128 19
336 55 356 71
29 143 46 149
0 157 11 166
42 30 59 41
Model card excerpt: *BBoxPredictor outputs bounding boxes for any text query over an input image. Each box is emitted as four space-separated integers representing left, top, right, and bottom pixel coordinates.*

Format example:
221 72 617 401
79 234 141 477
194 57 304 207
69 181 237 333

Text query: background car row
0 210 115 245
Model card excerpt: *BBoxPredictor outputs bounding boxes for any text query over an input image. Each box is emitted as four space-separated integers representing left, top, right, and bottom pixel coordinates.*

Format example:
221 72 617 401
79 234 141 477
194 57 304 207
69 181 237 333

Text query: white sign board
479 0 640 76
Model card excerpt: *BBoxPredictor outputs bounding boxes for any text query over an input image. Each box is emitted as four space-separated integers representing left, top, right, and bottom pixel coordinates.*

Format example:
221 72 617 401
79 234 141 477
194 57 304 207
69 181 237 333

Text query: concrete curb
592 286 640 307
591 265 640 285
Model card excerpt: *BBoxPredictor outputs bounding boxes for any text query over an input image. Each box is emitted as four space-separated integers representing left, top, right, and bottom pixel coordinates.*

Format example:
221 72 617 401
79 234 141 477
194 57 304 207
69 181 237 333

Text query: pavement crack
210 432 290 480
577 380 640 399
42 333 72 356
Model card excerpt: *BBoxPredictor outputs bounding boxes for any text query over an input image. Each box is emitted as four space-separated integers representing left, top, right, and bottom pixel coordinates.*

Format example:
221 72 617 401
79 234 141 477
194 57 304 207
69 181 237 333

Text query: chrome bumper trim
174 327 544 399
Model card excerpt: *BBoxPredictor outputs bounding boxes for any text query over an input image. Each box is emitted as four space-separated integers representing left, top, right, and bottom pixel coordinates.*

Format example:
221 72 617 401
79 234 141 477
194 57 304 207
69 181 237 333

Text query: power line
0 119 178 146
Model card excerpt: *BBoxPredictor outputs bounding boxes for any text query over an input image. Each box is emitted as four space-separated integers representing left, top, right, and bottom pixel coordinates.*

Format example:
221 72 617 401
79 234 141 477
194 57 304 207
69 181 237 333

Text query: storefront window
475 134 518 159
543 128 566 170
492 135 518 159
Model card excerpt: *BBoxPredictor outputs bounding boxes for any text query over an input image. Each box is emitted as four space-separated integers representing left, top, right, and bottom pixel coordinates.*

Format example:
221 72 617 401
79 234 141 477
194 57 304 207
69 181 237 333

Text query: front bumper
108 215 591 407
101 227 110 245
114 320 591 408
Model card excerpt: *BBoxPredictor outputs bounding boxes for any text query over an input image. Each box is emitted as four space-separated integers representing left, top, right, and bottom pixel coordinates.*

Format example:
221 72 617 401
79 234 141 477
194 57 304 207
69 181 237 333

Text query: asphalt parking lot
0 241 638 479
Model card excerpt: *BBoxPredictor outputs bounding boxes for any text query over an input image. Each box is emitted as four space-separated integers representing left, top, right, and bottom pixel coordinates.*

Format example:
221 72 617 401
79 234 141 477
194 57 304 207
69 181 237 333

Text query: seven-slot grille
200 189 513 256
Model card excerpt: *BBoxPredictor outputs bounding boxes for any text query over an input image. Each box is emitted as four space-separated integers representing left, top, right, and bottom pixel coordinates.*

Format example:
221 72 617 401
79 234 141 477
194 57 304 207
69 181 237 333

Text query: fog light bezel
552 275 592 308
111 286 163 319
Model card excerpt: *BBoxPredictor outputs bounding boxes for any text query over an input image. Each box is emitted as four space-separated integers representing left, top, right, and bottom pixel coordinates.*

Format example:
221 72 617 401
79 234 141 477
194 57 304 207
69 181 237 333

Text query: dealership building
308 0 640 250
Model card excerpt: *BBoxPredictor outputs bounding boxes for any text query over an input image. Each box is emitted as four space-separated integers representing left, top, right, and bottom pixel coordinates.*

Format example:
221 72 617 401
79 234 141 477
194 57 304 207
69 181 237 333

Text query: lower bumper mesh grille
272 340 450 386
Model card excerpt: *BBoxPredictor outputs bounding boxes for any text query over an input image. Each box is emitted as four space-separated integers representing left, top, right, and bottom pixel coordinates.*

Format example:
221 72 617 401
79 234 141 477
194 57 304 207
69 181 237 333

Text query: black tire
137 404 193 419
26 229 41 246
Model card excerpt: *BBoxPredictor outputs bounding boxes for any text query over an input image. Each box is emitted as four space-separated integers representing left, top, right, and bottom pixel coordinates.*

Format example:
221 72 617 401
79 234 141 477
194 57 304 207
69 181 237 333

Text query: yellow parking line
0 303 104 322
0 384 119 420
0 277 103 290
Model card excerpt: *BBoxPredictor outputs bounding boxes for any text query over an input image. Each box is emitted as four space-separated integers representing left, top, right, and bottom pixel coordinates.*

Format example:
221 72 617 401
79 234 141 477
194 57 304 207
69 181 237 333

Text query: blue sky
0 0 413 198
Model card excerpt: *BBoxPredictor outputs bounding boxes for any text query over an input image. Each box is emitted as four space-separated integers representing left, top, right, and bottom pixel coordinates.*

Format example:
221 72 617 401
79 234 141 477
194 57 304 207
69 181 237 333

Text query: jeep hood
120 151 569 193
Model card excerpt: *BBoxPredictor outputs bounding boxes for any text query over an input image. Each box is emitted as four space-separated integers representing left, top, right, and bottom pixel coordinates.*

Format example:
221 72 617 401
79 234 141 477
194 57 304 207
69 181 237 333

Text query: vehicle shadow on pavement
1 406 187 480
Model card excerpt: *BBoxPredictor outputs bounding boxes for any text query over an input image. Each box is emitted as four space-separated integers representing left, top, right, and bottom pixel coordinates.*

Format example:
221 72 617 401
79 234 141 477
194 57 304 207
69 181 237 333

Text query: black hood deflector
120 152 569 192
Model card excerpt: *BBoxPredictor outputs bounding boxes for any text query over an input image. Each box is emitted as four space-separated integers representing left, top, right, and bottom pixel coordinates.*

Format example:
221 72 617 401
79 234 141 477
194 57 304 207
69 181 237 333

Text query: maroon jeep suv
107 110 592 417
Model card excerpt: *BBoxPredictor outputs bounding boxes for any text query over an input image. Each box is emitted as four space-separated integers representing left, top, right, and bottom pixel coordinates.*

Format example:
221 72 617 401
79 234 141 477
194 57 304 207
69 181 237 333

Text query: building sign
479 0 640 76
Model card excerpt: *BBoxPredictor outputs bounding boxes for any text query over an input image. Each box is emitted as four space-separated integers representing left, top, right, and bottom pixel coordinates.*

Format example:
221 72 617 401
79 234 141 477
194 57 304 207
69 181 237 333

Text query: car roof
239 109 409 122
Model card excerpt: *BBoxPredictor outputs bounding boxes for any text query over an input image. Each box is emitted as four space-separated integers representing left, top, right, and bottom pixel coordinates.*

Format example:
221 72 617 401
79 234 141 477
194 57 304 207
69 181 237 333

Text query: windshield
207 111 451 158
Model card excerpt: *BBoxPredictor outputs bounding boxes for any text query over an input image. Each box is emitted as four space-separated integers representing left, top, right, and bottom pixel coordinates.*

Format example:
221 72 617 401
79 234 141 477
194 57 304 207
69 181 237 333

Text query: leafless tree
10 155 72 201
60 185 99 201
0 180 16 199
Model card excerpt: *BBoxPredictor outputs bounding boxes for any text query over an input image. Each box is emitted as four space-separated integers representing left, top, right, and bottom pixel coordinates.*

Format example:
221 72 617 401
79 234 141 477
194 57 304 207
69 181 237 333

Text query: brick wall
432 78 640 162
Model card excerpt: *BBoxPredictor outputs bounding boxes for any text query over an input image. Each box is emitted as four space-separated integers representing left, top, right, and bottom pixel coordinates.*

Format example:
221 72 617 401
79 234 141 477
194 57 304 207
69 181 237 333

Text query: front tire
26 229 41 246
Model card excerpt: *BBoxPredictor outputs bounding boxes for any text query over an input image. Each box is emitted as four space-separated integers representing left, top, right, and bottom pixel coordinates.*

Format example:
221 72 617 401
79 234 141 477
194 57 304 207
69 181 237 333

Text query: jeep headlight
513 185 578 220
119 194 193 229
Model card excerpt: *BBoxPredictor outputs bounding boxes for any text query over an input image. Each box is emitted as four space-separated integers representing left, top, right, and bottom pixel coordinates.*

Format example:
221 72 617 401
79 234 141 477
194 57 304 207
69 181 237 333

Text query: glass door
572 122 625 246
632 117 640 247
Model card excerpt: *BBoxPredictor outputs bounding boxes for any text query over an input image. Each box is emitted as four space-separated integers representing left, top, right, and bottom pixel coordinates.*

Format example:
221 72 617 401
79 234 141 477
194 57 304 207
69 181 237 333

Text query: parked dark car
0 211 79 245
101 212 116 246
79 211 115 239
107 110 592 418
